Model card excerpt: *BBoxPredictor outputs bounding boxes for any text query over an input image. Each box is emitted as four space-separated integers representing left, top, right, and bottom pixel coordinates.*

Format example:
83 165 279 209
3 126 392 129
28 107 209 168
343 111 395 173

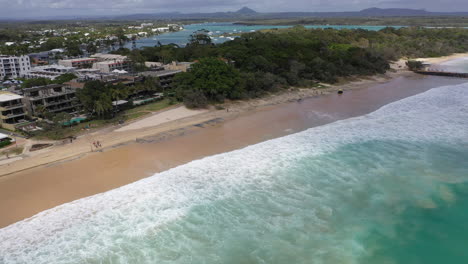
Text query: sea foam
0 83 467 263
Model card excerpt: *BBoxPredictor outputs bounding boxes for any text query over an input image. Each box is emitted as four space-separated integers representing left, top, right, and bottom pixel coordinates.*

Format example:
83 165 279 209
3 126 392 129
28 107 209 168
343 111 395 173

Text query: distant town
0 22 188 134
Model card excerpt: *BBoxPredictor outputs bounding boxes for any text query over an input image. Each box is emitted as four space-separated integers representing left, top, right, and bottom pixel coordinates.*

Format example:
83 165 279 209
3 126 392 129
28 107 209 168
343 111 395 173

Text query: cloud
1 0 468 18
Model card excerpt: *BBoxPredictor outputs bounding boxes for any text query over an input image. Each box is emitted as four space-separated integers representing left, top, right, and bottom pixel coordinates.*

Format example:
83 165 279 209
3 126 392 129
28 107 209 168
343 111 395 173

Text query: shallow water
125 22 401 48
1 81 467 263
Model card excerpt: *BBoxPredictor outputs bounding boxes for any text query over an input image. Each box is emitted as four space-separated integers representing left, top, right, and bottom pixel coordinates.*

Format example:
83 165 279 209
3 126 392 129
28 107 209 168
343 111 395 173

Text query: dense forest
113 26 468 107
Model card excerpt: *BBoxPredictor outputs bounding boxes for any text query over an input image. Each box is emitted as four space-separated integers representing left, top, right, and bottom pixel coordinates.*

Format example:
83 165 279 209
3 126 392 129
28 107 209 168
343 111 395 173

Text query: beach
1 70 467 263
0 62 466 228
414 52 468 65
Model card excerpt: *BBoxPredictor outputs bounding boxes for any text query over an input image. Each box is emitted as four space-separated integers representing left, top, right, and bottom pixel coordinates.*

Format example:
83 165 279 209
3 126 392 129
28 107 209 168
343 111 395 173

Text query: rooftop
94 60 128 66
0 91 23 102
139 70 182 78
32 64 75 71
0 133 8 140
91 53 128 60
59 58 97 63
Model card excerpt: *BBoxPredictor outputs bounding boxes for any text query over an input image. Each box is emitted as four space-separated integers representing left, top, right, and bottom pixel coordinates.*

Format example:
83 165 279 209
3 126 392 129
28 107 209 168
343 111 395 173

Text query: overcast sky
1 0 467 18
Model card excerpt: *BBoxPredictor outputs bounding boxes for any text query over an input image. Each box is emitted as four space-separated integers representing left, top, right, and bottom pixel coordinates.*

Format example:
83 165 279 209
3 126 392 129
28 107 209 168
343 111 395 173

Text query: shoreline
0 69 407 177
412 52 468 65
0 55 467 228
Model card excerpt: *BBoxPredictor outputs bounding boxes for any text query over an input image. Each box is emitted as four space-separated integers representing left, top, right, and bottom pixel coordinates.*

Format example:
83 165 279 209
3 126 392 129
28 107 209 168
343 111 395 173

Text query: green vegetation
76 77 162 117
5 22 467 138
125 98 172 114
21 73 77 88
0 20 181 56
174 58 242 108
125 26 466 107
406 60 424 70
236 16 468 27
31 99 172 140
0 139 12 148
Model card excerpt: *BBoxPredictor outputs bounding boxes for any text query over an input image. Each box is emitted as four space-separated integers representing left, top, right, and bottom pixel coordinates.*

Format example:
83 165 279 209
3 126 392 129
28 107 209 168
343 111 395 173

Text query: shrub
183 90 208 109
0 139 12 148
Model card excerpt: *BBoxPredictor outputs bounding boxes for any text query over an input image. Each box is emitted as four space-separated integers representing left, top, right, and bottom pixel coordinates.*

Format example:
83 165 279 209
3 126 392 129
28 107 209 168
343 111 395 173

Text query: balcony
44 98 76 107
0 103 24 111
1 111 26 120
48 104 80 113
27 90 76 100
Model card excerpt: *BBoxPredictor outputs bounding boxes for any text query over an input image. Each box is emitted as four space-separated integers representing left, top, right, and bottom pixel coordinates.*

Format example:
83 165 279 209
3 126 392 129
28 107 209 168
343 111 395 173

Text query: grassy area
0 139 12 148
124 112 150 120
126 99 173 114
32 99 176 140
1 146 24 157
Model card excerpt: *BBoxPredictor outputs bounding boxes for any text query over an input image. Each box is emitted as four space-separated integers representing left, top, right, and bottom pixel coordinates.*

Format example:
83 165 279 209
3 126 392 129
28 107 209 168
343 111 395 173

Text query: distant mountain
358 8 429 16
236 7 258 15
7 7 468 21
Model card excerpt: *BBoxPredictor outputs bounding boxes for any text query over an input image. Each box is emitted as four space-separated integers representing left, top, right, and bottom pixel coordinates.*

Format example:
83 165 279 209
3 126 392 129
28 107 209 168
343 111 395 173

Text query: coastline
0 56 467 228
0 70 407 177
412 52 468 65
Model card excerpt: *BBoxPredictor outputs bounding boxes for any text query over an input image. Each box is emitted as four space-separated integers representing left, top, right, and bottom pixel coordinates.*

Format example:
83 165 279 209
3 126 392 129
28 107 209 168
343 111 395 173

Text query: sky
1 0 467 18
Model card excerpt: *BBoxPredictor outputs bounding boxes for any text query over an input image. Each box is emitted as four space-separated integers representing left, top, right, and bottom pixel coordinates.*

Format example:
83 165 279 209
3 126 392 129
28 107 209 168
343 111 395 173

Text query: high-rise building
0 55 31 79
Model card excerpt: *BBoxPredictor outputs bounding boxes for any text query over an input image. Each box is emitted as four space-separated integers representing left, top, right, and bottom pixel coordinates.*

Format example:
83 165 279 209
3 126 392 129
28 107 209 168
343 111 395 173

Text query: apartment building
90 53 128 62
89 53 131 73
22 84 81 117
0 55 31 79
25 64 76 80
0 91 28 131
139 70 182 89
58 58 97 69
92 60 132 73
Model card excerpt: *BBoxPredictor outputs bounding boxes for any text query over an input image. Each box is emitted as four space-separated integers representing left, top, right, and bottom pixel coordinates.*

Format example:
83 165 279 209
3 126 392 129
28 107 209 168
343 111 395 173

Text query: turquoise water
125 22 401 48
1 82 468 263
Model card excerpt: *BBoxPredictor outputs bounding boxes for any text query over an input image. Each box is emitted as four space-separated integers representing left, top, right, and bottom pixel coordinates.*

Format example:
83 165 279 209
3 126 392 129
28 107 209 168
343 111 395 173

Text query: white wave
1 83 467 263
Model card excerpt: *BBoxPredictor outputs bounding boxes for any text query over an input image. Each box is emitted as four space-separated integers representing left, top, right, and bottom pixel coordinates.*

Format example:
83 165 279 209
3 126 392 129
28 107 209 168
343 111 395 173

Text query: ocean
124 22 401 48
1 80 467 263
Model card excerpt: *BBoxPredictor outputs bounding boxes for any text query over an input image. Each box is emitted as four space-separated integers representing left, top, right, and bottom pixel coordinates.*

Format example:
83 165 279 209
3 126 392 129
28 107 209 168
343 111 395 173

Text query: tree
22 78 50 88
76 81 113 117
52 112 72 127
173 57 243 106
86 42 97 54
65 42 83 57
53 73 77 84
188 31 212 46
183 89 208 109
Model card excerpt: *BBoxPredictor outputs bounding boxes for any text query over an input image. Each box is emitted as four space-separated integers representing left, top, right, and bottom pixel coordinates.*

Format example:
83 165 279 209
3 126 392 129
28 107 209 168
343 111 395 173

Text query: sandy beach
0 56 467 228
412 52 468 65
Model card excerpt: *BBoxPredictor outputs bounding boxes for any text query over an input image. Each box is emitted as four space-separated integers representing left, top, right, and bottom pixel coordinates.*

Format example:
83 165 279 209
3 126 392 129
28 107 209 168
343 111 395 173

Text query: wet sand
0 74 466 228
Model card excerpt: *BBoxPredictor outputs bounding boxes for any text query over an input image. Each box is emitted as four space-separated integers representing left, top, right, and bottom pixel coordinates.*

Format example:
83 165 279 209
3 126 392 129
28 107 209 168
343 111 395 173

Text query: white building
152 27 169 33
90 53 128 62
92 60 131 73
0 55 31 79
25 65 76 80
58 58 97 69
